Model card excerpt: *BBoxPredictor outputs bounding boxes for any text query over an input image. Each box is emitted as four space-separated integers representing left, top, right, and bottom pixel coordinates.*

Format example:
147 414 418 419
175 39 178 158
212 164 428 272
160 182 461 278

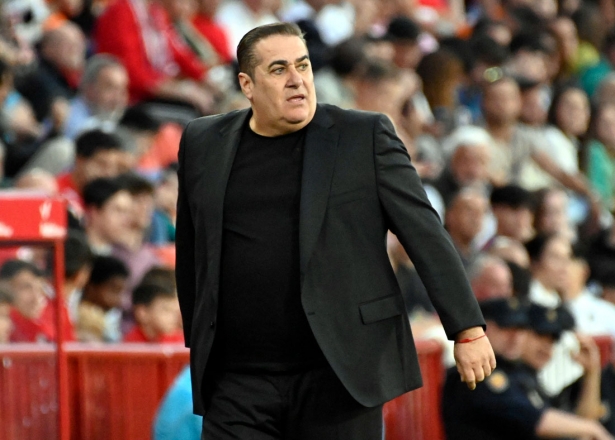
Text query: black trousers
201 366 383 440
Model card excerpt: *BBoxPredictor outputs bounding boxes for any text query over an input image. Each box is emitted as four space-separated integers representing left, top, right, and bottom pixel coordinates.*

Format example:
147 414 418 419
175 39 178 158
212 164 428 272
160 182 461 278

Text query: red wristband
455 334 486 344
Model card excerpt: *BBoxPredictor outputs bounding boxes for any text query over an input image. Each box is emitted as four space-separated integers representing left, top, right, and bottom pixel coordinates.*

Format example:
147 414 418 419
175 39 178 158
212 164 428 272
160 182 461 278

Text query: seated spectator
585 102 615 212
123 282 183 343
214 0 277 60
562 256 615 338
468 254 514 301
77 255 129 342
94 0 214 114
532 187 576 244
0 57 74 178
0 259 49 342
37 230 93 342
436 125 492 208
521 305 604 420
444 187 489 270
153 365 202 440
56 129 127 216
488 184 535 245
63 55 129 140
149 166 178 245
488 235 531 269
14 168 59 194
191 0 232 65
82 177 133 254
0 284 12 343
16 20 86 125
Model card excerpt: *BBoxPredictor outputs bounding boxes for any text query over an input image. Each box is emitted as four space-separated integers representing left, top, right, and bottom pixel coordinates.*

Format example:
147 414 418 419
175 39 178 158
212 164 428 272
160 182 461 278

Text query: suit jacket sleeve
175 121 197 347
373 114 484 339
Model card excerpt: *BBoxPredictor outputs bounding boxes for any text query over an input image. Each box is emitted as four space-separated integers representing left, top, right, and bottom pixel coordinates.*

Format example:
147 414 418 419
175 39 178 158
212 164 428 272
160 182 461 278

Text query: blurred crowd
0 0 615 437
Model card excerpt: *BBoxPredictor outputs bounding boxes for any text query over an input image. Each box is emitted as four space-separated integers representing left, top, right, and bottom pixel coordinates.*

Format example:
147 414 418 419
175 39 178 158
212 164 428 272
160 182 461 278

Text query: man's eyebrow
267 55 310 69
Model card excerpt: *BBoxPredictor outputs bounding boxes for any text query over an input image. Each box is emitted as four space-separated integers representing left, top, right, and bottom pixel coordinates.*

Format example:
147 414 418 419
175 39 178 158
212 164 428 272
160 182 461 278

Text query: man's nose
287 67 303 87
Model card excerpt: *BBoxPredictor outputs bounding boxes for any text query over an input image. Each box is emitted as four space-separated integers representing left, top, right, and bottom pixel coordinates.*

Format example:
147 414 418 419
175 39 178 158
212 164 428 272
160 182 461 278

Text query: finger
482 363 493 378
490 356 497 371
466 380 476 391
474 366 485 384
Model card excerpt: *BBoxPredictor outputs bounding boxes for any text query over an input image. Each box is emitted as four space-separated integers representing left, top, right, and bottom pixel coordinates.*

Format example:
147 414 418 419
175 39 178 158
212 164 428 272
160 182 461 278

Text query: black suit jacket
175 104 485 415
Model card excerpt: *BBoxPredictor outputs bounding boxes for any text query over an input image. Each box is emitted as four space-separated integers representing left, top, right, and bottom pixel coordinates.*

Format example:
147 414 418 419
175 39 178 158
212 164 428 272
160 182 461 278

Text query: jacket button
210 321 215 329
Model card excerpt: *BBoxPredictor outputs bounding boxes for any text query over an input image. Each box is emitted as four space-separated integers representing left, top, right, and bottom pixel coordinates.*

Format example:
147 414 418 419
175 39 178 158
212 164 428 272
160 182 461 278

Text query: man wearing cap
442 300 613 440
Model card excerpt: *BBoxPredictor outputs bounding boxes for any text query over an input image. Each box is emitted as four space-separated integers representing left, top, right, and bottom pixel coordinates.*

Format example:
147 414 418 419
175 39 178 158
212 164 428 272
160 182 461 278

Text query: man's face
140 296 181 337
521 331 555 370
483 80 522 124
239 34 316 136
534 236 572 292
494 206 534 241
486 321 526 360
87 66 129 116
85 276 126 311
446 193 487 242
471 263 513 301
91 190 133 245
8 270 46 320
80 149 125 183
451 145 490 186
393 41 422 70
0 303 12 343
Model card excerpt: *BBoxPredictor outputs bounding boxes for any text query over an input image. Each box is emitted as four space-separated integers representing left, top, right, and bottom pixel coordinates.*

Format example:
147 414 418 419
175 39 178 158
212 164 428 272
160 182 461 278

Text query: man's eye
273 67 284 74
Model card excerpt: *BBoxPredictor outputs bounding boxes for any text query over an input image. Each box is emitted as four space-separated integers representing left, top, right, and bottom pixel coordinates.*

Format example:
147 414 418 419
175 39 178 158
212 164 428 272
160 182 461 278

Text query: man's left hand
453 327 496 390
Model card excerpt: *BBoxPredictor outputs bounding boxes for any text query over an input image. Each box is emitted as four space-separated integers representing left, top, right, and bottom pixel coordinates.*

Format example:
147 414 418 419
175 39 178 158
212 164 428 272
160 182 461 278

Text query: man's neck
86 229 113 255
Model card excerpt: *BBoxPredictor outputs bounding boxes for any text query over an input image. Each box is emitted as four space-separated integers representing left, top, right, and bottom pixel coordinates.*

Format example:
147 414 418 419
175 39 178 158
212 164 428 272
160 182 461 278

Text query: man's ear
238 72 254 100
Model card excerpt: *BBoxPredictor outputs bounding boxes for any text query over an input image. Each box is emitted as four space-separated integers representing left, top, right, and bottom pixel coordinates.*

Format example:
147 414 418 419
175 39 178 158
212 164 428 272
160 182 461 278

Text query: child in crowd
0 259 49 342
123 282 183 343
77 255 129 342
0 284 13 343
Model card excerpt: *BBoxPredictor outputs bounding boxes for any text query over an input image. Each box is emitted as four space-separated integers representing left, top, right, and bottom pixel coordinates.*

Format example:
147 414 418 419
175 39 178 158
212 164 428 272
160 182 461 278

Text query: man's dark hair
75 129 124 158
88 256 129 285
525 232 557 263
470 35 509 66
119 105 161 133
132 282 176 307
490 185 533 209
83 177 125 209
328 37 367 77
65 230 94 279
0 259 42 281
237 22 305 80
140 266 176 292
116 172 155 196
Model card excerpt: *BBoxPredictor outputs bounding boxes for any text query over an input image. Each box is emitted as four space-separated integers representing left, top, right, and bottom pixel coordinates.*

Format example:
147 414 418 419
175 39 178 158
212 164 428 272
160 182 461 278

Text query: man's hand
453 327 496 390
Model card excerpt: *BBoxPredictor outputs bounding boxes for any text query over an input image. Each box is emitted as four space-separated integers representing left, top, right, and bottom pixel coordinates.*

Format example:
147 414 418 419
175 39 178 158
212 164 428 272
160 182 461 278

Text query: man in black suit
175 22 496 439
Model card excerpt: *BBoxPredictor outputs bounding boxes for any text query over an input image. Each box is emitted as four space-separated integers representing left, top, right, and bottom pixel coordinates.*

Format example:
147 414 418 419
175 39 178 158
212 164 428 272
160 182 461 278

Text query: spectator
526 232 571 308
585 102 615 212
0 259 48 342
489 184 535 244
149 166 177 245
14 168 59 194
191 0 232 65
214 0 278 59
153 365 203 440
82 176 133 254
562 256 615 338
56 129 126 215
123 282 183 343
0 284 13 343
94 0 214 113
444 187 489 270
17 20 86 124
78 255 129 342
468 254 514 301
63 55 129 140
37 230 93 342
436 125 492 207
532 187 576 243
488 235 531 269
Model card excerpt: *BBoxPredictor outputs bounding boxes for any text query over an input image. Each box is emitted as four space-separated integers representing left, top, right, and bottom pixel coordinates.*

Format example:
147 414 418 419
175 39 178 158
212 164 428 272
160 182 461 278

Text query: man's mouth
287 94 305 102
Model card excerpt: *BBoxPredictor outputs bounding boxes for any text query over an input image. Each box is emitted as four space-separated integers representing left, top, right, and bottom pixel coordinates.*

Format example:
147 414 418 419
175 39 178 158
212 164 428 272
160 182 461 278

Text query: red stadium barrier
2 336 612 440
384 339 445 440
593 334 614 368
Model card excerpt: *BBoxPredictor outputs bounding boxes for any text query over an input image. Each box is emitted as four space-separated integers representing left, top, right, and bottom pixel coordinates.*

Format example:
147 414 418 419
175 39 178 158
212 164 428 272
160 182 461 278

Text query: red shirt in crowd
56 172 84 217
94 0 207 102
191 13 232 64
9 308 54 343
123 326 184 344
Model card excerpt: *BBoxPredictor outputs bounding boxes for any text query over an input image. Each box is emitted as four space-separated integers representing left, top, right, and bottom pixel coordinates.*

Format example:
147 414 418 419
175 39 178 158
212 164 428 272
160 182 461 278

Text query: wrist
455 326 484 342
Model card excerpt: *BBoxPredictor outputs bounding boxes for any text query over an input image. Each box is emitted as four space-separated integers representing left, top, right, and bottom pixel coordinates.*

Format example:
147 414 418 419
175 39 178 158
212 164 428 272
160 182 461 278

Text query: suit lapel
299 105 338 279
207 109 250 251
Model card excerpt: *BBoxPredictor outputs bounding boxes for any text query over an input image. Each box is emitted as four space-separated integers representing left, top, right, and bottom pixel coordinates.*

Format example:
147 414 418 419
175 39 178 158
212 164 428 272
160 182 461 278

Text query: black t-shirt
214 120 326 373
